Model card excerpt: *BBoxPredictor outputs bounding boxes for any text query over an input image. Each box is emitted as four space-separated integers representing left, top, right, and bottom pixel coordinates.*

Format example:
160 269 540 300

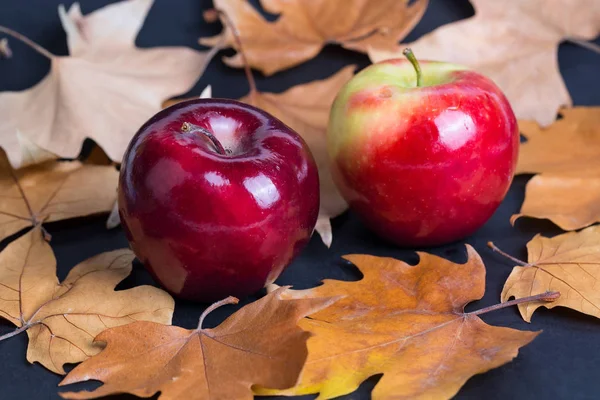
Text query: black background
1 0 599 399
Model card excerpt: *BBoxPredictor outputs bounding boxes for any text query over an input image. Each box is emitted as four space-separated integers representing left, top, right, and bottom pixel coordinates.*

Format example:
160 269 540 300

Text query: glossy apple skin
328 59 519 246
118 99 319 302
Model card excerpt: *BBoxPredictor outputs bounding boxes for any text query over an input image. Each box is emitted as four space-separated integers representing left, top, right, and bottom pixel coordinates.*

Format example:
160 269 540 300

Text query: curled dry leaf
512 107 600 230
494 225 600 322
0 150 118 243
0 226 174 374
0 0 219 169
164 69 354 247
200 0 427 75
258 246 541 400
59 287 336 400
369 0 600 127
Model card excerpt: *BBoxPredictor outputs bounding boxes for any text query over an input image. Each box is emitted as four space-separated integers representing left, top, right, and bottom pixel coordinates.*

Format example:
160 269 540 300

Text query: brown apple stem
402 48 423 87
0 26 54 59
207 8 257 97
180 122 228 155
197 296 239 330
468 291 560 317
487 241 530 266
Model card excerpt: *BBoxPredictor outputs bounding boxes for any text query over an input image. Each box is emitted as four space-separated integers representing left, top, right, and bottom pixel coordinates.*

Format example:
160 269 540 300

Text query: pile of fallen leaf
0 0 599 399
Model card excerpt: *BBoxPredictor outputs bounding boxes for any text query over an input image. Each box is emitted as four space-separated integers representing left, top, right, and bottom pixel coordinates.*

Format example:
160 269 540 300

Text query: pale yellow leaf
0 0 219 168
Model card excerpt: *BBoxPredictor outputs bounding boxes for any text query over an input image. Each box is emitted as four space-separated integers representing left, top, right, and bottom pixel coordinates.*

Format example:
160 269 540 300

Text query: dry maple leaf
0 150 118 243
164 68 354 247
0 226 174 374
491 225 600 322
369 0 600 126
200 0 427 76
511 107 600 230
58 287 336 400
257 246 554 400
0 0 219 169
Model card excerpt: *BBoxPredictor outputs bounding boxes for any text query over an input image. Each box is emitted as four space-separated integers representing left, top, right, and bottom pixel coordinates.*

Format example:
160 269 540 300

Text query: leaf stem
0 26 54 59
0 324 29 342
207 8 257 96
0 38 11 58
468 291 560 316
197 296 239 330
402 48 423 87
487 242 529 266
566 38 600 55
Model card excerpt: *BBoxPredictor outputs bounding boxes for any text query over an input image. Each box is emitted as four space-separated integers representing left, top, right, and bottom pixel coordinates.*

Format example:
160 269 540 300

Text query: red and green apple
327 49 519 246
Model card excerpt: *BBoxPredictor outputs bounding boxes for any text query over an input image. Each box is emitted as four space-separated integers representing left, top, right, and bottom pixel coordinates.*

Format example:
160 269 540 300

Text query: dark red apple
118 99 319 302
327 50 519 246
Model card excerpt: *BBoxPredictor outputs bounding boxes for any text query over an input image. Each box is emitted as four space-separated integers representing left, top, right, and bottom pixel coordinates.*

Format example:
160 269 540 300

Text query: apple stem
0 25 54 59
197 296 239 330
487 242 530 266
207 8 257 97
402 48 423 87
468 291 560 317
180 122 228 155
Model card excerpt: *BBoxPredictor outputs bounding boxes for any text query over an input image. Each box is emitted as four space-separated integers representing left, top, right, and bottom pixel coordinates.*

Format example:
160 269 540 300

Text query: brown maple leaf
164 67 354 247
0 226 174 374
0 150 118 243
257 246 554 399
491 225 600 322
200 0 427 76
0 0 219 169
511 107 600 230
369 0 600 126
58 287 336 400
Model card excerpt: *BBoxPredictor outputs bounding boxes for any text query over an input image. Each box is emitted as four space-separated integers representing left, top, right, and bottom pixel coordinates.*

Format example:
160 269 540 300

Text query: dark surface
0 0 599 399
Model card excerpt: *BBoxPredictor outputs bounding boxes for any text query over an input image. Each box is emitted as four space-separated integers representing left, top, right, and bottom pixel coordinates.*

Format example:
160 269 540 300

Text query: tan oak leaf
493 226 600 322
512 107 600 230
0 226 174 374
59 288 335 400
200 0 427 76
0 150 118 243
258 246 545 399
0 0 219 168
369 0 600 126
